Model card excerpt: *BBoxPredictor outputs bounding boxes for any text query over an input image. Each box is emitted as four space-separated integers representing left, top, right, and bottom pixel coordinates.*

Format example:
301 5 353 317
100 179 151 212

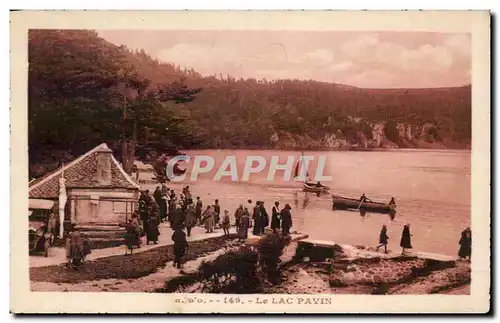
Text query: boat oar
357 200 363 210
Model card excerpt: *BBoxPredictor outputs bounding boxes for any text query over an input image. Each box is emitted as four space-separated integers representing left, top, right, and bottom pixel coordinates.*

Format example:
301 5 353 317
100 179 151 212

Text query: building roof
29 143 141 199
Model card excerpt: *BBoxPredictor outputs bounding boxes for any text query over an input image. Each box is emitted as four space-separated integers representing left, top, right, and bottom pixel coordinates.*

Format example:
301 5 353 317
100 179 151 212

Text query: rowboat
303 182 330 194
331 194 396 214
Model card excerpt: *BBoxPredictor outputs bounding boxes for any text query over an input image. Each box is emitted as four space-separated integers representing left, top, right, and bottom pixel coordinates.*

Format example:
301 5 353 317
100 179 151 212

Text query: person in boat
271 201 281 234
184 201 197 237
376 225 389 254
195 196 203 225
389 197 396 206
281 204 293 236
315 181 323 188
222 210 231 236
172 227 188 269
458 227 472 261
237 207 251 241
400 223 412 255
360 193 367 203
252 201 262 236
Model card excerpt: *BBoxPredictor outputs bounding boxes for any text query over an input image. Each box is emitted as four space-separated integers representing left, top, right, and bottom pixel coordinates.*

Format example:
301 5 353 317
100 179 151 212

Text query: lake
144 149 471 256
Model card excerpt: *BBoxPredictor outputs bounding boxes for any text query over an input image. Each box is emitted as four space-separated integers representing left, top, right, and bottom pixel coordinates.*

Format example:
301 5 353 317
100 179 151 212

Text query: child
376 225 389 254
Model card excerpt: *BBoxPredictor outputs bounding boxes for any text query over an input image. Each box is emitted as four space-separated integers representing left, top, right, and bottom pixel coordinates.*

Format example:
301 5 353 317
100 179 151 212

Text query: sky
98 30 471 89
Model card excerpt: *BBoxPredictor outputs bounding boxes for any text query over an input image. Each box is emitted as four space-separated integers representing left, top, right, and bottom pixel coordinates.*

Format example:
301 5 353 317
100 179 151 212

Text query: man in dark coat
138 191 149 225
259 201 269 234
146 214 160 245
281 204 293 236
252 201 262 235
213 199 221 227
400 223 412 255
271 201 281 234
172 228 188 269
195 197 203 225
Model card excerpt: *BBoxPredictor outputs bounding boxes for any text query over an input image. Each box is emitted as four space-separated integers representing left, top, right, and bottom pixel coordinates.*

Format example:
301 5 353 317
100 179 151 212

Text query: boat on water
331 194 396 214
303 182 330 194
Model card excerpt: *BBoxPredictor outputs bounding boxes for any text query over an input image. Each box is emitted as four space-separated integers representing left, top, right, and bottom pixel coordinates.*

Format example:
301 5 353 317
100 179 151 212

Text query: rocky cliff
270 119 471 150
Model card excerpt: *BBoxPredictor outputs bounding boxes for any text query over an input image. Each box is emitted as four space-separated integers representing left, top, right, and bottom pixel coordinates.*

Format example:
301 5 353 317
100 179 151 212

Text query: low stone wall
291 240 470 294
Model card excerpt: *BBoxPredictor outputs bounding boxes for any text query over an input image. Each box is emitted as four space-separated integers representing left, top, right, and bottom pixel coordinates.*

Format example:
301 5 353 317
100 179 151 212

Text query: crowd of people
63 183 472 268
122 185 295 267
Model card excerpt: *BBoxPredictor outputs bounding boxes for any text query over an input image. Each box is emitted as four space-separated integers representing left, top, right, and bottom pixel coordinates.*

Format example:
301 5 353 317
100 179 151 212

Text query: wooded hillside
28 30 471 177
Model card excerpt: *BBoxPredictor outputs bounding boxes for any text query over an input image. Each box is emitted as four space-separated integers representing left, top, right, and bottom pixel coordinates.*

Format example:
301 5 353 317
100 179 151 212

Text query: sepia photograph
10 10 490 313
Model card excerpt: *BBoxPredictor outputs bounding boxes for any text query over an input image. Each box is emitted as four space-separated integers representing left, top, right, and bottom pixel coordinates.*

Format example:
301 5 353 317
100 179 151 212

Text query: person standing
260 201 269 234
146 213 160 245
252 201 262 235
172 228 188 269
247 199 253 228
458 227 472 260
202 206 215 233
281 204 293 236
195 196 203 225
213 199 221 228
47 211 57 244
171 203 185 230
164 190 171 223
400 223 412 255
238 208 250 241
169 191 177 225
376 225 389 253
66 225 84 269
139 191 149 225
234 204 244 228
222 210 231 236
271 201 281 234
185 202 197 237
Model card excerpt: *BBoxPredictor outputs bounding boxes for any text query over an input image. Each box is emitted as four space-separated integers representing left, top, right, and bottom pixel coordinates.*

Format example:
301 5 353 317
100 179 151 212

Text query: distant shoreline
174 147 472 153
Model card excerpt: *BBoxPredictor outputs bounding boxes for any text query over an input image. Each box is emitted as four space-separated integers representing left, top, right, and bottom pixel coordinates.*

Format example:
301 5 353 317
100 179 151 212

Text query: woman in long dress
271 201 281 234
400 224 412 255
280 204 293 236
458 227 472 260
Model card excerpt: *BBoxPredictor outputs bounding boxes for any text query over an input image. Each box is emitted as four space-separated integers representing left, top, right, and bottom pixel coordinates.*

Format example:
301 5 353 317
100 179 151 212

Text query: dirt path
30 234 237 283
31 240 245 292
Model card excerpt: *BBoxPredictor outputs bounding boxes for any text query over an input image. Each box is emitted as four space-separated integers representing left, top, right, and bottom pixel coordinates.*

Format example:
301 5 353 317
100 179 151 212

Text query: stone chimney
96 144 112 185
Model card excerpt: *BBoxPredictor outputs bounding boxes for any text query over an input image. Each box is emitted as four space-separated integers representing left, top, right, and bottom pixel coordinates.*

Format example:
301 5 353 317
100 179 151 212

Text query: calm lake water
148 149 471 256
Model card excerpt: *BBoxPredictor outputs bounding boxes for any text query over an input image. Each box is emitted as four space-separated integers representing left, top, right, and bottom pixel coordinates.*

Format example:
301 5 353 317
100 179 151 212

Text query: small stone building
29 143 141 240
